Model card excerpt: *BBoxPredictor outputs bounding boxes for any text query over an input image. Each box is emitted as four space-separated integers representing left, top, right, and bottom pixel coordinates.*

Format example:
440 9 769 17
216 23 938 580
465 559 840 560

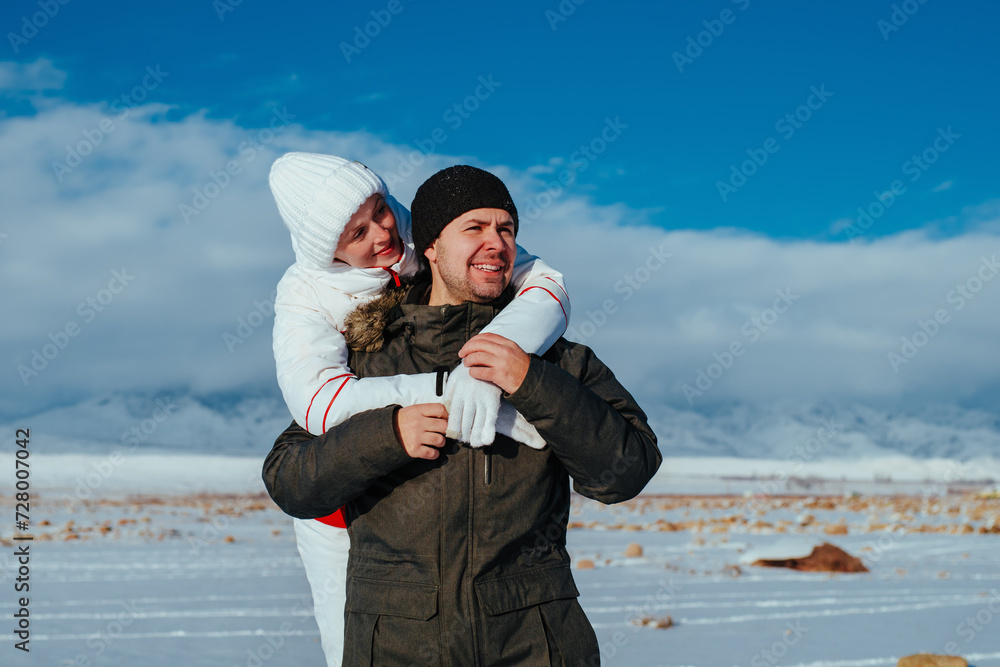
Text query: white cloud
2 74 1000 424
0 58 66 94
828 217 854 235
932 179 954 192
549 223 1000 410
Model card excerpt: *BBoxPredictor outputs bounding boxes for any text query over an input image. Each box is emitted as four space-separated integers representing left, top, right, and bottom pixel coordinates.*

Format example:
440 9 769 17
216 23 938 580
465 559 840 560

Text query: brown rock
897 655 967 667
576 559 596 570
624 543 643 558
752 542 868 573
631 615 674 629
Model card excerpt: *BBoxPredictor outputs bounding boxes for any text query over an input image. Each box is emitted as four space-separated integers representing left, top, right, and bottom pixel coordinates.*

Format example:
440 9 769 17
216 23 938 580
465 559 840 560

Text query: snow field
567 494 1000 666
1 466 998 666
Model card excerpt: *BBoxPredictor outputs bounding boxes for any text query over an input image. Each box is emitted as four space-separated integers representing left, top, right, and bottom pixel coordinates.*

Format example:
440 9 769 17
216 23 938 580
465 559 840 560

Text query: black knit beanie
411 165 519 261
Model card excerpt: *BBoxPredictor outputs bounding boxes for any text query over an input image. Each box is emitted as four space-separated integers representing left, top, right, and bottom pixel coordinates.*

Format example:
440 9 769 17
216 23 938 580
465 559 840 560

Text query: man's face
333 194 402 268
424 208 516 305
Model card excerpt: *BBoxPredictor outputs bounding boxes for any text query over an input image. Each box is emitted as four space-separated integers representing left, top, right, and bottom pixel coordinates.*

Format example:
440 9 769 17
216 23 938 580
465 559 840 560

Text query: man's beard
436 245 508 303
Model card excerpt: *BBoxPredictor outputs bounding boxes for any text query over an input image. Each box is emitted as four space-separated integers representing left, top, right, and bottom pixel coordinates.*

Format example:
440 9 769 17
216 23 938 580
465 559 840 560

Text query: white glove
495 400 546 450
443 363 500 448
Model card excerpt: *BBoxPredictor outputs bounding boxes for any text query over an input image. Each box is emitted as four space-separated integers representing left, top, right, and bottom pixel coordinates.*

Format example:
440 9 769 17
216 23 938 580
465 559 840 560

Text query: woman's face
334 194 403 268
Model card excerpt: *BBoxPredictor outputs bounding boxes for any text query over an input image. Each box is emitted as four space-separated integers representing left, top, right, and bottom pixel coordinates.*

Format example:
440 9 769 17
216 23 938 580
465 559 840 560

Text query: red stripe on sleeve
321 376 354 433
543 276 570 302
305 374 354 432
517 286 568 326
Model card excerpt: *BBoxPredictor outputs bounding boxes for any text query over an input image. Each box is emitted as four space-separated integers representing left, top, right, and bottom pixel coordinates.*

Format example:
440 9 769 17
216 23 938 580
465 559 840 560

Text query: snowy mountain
6 393 293 456
636 401 998 461
6 392 999 463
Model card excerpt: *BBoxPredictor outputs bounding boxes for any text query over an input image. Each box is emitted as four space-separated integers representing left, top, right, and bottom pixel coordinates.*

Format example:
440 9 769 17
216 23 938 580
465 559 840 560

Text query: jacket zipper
484 446 492 486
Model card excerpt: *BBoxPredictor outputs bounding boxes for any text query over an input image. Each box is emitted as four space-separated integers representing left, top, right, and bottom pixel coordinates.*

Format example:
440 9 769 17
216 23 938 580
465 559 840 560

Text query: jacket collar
344 276 513 353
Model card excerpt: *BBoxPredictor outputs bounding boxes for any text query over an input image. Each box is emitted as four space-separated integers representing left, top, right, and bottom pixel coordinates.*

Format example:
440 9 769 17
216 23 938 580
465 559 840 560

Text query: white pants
293 517 349 667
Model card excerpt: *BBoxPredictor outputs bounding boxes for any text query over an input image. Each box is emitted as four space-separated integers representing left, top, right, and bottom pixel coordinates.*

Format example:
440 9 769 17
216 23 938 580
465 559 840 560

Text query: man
263 165 661 666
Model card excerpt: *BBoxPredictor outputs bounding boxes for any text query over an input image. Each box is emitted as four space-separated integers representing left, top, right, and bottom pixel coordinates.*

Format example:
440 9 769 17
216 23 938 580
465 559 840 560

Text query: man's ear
424 240 437 265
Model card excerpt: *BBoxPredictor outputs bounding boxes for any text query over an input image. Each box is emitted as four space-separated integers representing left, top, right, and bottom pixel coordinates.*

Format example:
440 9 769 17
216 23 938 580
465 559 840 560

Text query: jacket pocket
343 611 377 667
475 566 585 666
537 598 600 666
344 578 440 666
345 576 438 619
474 564 579 615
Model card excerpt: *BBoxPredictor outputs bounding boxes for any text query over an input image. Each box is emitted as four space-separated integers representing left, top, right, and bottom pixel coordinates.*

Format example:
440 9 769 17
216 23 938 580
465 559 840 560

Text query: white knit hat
269 152 387 270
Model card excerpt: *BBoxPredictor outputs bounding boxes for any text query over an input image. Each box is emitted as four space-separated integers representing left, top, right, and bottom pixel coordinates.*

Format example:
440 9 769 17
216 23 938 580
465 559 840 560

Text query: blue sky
2 0 999 425
5 0 997 239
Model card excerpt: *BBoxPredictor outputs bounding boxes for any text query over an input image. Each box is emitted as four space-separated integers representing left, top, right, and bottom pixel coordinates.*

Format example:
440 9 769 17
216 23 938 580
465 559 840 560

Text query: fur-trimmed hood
344 283 413 352
343 280 519 353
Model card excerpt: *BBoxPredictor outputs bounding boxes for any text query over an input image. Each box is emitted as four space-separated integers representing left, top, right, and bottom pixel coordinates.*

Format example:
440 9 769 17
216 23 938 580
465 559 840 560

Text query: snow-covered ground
2 453 999 666
3 451 999 498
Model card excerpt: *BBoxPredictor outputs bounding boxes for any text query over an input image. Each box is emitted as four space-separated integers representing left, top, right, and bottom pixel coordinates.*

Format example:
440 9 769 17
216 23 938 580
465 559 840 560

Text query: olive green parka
263 283 661 666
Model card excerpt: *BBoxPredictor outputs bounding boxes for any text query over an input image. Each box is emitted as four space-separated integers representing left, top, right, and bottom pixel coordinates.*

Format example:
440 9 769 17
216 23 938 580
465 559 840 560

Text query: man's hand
393 404 449 460
458 333 530 395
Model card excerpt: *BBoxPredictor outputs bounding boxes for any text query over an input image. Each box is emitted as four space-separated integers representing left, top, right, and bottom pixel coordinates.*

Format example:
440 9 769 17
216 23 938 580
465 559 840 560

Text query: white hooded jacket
273 195 570 436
